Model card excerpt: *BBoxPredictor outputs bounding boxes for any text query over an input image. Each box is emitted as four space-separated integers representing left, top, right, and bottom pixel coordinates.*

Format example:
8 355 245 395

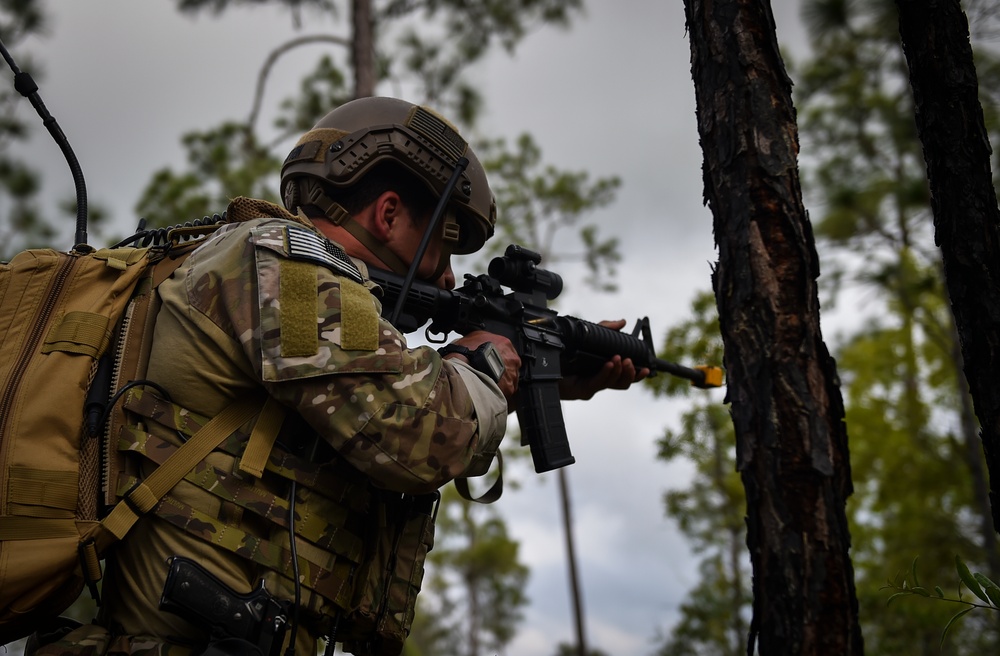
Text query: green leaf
910 556 920 588
910 586 930 597
974 573 1000 608
941 607 974 648
957 556 990 604
935 586 945 598
886 591 910 606
986 586 1000 609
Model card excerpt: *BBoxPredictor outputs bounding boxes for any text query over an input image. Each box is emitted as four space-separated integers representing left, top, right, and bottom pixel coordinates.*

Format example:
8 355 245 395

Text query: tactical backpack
0 211 439 655
0 229 232 645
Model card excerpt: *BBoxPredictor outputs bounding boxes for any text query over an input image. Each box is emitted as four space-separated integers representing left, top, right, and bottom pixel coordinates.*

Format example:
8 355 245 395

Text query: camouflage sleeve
185 219 505 494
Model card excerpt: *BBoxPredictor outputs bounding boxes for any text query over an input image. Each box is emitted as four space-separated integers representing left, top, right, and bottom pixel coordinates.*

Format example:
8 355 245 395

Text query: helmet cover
281 97 496 254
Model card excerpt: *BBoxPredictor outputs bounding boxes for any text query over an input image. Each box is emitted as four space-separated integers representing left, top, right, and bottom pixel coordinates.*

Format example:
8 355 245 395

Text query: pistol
159 556 289 656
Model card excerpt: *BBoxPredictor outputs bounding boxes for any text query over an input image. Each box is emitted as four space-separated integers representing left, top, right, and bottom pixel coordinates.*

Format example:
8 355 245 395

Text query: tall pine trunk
683 0 863 653
895 0 1000 537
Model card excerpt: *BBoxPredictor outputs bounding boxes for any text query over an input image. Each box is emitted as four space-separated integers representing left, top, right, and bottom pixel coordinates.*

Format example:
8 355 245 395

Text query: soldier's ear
371 191 402 241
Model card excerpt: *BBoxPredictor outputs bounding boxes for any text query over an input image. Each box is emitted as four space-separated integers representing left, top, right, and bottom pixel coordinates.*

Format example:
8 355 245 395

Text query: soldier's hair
304 162 437 225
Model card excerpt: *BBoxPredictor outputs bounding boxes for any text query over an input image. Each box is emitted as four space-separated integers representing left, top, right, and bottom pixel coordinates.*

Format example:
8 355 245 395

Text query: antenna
0 35 89 250
388 156 469 326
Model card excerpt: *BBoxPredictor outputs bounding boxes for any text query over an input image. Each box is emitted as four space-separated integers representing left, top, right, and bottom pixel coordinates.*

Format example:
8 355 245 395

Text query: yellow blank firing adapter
694 365 725 388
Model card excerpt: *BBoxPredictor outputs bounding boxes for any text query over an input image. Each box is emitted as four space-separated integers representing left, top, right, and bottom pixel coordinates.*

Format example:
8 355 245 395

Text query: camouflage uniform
39 198 507 655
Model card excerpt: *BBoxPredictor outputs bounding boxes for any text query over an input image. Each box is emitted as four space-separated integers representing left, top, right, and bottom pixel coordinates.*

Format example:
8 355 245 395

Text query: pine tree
684 0 863 651
793 0 1000 650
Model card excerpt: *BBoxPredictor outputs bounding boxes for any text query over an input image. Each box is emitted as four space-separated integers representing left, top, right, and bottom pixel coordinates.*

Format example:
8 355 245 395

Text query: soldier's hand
444 331 521 402
559 319 650 401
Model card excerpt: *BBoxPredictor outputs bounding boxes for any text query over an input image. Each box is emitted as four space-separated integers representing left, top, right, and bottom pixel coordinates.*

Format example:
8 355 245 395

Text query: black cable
0 35 88 249
111 213 227 249
388 157 468 326
284 480 301 656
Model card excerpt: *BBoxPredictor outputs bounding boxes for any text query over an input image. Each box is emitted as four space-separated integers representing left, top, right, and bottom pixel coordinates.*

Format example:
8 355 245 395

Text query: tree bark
684 0 863 653
895 0 1000 536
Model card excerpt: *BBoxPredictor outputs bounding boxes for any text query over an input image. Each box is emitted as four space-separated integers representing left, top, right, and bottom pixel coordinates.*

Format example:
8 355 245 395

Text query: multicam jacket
91 197 507 654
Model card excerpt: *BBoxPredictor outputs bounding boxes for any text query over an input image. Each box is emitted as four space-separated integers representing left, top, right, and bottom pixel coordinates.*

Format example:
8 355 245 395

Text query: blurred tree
0 0 50 257
136 0 622 295
411 484 529 656
793 0 1000 650
647 292 747 656
479 133 621 289
896 0 1000 566
685 0 863 653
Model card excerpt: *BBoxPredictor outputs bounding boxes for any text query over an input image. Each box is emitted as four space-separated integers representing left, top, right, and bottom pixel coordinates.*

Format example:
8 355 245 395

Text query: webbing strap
0 517 79 540
238 396 286 478
7 466 79 511
337 215 410 276
101 397 262 540
118 431 365 563
122 390 371 513
91 247 147 270
41 311 111 357
153 495 355 609
454 452 504 504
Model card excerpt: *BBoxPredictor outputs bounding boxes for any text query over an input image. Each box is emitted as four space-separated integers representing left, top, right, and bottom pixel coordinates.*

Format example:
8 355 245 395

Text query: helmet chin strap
289 175 462 285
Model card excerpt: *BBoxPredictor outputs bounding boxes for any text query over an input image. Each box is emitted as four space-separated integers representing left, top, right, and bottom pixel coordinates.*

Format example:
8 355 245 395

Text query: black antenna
0 35 88 250
389 156 468 326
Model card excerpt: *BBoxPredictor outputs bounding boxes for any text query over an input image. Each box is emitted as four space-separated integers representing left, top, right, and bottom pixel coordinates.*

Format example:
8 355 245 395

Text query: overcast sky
7 1 810 654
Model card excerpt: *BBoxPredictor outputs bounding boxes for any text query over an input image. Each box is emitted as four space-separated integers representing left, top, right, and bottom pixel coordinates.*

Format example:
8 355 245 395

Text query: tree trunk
683 0 864 653
351 0 375 98
895 0 1000 536
558 468 587 656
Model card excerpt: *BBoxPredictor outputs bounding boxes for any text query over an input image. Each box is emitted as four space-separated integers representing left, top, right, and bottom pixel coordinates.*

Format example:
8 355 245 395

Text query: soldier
34 97 643 656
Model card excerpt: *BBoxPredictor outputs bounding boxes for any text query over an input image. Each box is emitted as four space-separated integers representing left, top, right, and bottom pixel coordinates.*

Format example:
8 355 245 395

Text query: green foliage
649 291 745 655
412 483 529 656
657 555 749 656
135 122 282 227
795 0 933 293
272 54 351 141
884 557 1000 649
480 133 621 291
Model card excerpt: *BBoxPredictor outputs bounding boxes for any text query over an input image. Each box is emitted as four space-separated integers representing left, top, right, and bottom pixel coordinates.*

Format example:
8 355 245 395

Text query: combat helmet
280 97 496 275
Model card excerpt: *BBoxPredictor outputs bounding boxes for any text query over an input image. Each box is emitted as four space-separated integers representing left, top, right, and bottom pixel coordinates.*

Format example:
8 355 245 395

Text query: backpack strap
99 395 280 544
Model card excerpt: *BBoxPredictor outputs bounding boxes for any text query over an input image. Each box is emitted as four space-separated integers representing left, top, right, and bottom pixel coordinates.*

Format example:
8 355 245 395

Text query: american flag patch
285 226 364 284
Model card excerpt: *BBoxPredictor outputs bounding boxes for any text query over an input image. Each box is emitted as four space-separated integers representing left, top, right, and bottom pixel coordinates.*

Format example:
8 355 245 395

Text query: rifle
368 244 723 474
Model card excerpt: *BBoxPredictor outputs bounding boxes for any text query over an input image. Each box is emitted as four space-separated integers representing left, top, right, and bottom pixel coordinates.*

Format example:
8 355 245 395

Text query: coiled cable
111 213 228 249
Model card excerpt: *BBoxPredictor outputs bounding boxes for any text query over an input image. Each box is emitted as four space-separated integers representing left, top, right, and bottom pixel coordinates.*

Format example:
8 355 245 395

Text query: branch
247 34 351 136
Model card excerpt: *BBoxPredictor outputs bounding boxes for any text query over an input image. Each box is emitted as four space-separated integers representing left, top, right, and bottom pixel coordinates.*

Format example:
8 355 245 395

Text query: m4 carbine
368 245 723 474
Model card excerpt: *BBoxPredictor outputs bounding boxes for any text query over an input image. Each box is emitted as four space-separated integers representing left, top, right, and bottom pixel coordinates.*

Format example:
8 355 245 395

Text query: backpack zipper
99 299 136 508
0 252 81 511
